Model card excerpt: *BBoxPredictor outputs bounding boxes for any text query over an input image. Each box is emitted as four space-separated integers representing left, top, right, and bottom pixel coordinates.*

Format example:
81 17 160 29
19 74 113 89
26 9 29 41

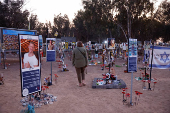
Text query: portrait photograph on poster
144 41 151 50
46 38 56 62
47 39 55 50
129 39 137 57
107 38 115 49
19 34 41 96
91 44 96 50
102 43 107 49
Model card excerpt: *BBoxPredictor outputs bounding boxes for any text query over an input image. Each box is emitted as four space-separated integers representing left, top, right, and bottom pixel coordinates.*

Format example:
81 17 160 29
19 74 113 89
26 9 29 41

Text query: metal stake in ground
51 62 52 85
148 41 154 90
130 72 133 105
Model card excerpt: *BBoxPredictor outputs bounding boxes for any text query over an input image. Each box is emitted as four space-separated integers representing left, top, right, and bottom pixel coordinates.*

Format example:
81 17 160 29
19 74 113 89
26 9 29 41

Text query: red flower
54 74 58 77
126 93 130 97
135 91 143 96
105 67 109 70
139 92 143 95
135 91 139 95
111 75 114 78
122 88 126 91
122 92 125 94
102 74 106 76
148 80 151 83
154 82 157 84
103 76 106 79
142 80 146 82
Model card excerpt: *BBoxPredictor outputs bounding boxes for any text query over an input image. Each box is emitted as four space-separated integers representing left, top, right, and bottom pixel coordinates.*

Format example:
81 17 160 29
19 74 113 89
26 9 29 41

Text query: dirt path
0 55 170 113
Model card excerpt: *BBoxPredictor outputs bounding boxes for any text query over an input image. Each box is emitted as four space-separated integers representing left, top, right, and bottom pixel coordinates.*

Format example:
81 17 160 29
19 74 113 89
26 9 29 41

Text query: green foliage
0 0 29 29
73 0 116 42
0 0 169 43
154 0 170 42
53 14 70 38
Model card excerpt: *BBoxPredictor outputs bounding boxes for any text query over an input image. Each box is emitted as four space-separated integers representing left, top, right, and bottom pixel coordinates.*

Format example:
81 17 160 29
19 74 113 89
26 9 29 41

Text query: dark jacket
72 47 88 68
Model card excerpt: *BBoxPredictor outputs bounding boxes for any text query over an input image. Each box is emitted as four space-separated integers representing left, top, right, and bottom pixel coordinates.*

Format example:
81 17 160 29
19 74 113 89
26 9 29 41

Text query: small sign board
128 38 137 72
46 38 56 62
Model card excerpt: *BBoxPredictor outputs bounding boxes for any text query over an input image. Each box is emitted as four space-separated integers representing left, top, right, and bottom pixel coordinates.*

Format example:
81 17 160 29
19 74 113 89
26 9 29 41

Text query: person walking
72 41 88 87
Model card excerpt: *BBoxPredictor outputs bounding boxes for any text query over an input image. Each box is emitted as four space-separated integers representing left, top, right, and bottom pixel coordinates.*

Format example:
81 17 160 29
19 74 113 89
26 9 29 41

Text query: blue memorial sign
39 35 43 49
22 70 41 94
128 38 137 72
46 38 56 62
128 57 137 72
19 34 41 97
47 51 56 61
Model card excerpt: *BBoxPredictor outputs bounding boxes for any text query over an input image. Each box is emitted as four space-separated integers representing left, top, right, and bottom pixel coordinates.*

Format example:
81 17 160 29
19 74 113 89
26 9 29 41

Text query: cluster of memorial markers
0 27 169 111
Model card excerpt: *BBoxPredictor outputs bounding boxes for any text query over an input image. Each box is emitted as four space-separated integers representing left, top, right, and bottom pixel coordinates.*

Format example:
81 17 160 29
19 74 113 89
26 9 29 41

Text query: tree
53 13 70 38
0 0 29 29
112 0 154 42
73 10 87 42
154 0 170 42
74 0 115 42
29 14 38 30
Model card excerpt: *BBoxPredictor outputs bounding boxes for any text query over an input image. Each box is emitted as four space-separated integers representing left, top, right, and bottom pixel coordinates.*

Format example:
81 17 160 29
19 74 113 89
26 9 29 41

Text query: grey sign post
128 38 138 105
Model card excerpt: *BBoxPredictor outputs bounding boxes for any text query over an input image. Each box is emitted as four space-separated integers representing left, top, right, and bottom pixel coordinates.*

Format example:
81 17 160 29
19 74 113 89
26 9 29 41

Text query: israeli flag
149 46 170 69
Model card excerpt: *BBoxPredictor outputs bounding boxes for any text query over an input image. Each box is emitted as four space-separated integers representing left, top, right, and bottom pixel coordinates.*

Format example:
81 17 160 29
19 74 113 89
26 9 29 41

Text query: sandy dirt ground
0 53 170 113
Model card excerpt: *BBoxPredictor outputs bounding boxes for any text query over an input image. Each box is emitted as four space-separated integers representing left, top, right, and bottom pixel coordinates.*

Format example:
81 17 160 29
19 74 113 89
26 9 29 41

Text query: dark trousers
75 67 85 83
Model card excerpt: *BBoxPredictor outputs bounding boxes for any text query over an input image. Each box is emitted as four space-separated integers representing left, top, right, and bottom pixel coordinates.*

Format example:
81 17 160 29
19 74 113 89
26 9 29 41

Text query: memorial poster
107 38 115 49
128 38 137 72
46 38 56 62
19 34 41 96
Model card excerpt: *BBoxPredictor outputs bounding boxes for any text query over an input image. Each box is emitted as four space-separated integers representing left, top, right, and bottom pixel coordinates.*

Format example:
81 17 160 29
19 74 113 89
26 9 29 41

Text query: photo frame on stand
19 34 41 97
107 38 115 49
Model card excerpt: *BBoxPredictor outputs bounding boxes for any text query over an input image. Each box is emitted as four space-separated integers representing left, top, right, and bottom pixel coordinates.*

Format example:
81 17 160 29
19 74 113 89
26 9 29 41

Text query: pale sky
0 0 168 24
20 0 166 24
23 0 84 24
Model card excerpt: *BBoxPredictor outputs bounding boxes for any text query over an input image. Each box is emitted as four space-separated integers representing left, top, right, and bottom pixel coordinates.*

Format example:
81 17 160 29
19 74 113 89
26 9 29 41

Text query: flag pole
148 40 154 90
